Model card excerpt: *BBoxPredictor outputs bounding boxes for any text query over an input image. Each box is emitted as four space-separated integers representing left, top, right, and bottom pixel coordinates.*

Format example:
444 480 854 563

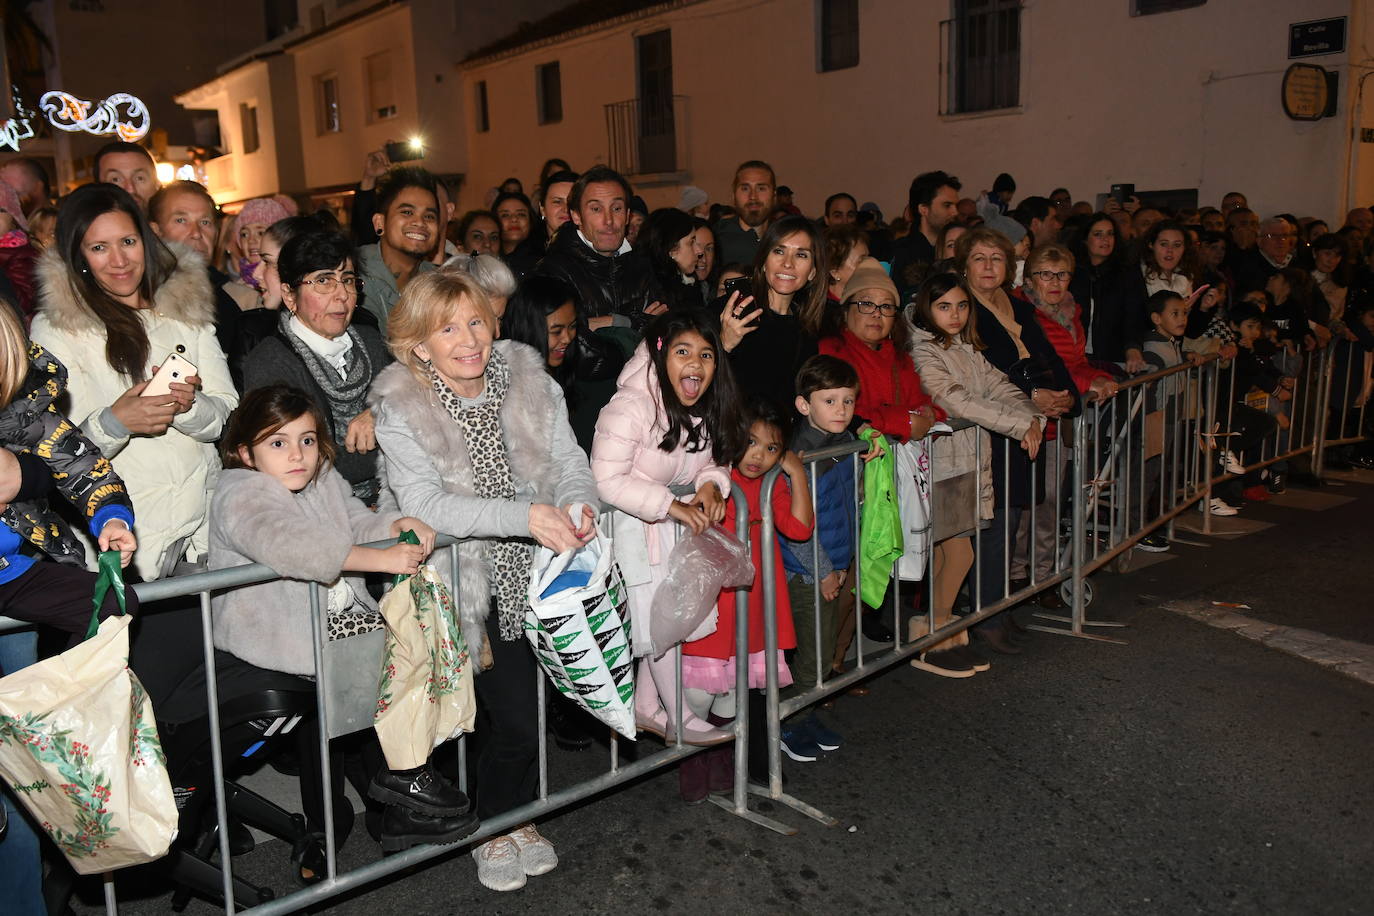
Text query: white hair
441 252 517 299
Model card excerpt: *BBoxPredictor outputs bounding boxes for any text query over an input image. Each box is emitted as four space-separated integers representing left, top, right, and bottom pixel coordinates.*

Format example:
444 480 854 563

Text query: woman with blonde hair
371 269 598 892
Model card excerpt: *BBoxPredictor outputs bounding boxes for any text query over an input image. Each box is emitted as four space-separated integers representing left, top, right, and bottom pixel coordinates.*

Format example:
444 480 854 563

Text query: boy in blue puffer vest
777 356 862 761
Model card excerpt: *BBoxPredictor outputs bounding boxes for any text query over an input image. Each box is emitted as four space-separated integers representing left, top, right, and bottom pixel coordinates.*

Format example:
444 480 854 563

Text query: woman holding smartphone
717 214 828 410
31 183 237 580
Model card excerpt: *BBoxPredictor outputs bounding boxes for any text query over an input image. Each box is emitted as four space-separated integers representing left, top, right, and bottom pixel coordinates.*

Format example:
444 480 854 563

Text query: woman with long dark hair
31 182 237 579
638 207 704 314
717 213 829 409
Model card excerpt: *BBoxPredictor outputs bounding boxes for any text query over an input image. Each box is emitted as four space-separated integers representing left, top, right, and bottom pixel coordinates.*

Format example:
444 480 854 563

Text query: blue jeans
0 630 46 916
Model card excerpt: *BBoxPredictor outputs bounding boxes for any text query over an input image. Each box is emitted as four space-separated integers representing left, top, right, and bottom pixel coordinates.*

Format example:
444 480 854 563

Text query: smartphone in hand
142 353 198 398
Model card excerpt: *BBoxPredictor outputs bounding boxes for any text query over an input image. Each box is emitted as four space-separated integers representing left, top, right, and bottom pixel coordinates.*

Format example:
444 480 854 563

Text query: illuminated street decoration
0 116 34 152
40 90 150 142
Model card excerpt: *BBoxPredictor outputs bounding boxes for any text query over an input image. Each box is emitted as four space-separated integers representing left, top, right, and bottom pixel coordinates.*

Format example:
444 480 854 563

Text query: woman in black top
717 214 828 411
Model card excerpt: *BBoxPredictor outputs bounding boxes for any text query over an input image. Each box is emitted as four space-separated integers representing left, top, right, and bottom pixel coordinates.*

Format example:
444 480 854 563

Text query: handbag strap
391 529 420 586
85 550 127 640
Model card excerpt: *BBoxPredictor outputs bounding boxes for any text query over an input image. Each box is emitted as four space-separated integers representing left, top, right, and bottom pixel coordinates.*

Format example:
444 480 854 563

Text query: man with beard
714 160 776 266
357 165 439 332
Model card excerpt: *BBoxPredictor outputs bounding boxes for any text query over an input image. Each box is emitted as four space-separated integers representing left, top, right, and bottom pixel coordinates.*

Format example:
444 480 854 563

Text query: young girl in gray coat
908 273 1043 678
209 385 479 864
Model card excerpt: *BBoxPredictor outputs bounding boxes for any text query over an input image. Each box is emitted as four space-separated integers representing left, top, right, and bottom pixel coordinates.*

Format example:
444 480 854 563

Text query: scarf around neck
428 347 530 643
1022 284 1078 337
280 311 372 443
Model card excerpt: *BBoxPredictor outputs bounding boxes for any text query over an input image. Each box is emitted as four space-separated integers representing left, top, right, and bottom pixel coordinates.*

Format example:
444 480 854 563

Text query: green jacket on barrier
858 428 901 608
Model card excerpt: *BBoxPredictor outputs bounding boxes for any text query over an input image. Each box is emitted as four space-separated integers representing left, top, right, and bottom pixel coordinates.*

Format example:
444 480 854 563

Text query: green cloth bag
858 428 903 607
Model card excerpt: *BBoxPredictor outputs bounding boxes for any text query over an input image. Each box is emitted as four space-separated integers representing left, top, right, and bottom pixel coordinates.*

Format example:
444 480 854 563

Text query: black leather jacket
534 226 653 331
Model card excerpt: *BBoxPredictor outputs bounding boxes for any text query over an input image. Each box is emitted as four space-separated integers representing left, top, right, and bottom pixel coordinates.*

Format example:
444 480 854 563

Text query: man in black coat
534 166 655 337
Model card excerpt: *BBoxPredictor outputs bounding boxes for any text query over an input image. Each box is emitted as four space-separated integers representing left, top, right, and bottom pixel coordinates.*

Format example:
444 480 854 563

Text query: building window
365 51 398 122
943 0 1021 115
536 62 562 125
475 80 489 133
314 73 341 134
1132 0 1205 13
264 0 298 39
239 102 260 154
819 0 859 72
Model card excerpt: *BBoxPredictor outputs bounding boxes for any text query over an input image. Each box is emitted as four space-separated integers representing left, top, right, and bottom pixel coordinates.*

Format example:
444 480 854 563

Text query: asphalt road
68 476 1374 915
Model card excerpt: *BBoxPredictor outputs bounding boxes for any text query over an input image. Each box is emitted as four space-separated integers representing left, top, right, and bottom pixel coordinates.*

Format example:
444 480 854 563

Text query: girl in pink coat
592 311 744 745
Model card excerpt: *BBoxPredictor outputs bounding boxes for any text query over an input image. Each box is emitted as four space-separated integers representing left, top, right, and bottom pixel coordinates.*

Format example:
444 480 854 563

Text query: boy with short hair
1134 291 1192 545
776 355 860 761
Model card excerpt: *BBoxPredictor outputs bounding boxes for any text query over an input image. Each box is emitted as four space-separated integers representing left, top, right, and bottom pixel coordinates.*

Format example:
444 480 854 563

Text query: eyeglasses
849 300 899 316
297 273 362 295
1030 269 1071 282
1261 233 1296 241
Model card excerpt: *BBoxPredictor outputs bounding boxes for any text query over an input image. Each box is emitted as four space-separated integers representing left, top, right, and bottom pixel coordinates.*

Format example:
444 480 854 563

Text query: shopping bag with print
373 532 476 770
0 552 178 874
894 437 934 581
525 524 636 739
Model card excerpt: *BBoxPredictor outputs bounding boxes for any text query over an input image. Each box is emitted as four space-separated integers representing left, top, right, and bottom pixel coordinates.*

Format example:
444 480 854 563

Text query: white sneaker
473 837 526 891
1202 497 1239 516
1219 450 1245 475
507 822 558 876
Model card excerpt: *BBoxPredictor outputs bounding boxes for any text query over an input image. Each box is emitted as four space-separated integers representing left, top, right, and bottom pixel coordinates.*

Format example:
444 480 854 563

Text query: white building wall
175 59 297 205
287 3 421 191
459 0 1361 223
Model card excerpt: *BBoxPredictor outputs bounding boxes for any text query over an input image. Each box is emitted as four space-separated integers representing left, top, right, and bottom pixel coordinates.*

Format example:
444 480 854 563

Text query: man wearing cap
715 159 776 266
776 186 801 217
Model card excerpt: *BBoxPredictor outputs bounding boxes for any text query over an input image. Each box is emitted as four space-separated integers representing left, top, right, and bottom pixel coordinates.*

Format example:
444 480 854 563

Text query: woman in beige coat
907 272 1042 678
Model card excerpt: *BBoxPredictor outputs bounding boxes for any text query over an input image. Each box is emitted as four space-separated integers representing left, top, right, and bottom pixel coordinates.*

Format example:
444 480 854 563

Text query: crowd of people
0 140 1370 906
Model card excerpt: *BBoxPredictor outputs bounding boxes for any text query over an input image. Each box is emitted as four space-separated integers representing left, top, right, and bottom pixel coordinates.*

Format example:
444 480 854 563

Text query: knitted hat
986 214 1028 245
233 197 290 234
677 185 708 211
0 180 28 231
841 257 898 303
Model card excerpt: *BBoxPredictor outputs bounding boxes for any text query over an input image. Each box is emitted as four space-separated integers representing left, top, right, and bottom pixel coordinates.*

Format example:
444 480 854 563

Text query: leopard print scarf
429 348 530 642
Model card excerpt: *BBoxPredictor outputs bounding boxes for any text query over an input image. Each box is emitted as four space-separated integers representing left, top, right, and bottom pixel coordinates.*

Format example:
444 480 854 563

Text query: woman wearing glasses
818 257 942 648
951 227 1079 653
1017 244 1117 603
243 229 393 505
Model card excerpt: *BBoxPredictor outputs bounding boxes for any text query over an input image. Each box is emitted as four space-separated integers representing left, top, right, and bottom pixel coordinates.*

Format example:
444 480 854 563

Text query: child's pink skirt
680 650 793 693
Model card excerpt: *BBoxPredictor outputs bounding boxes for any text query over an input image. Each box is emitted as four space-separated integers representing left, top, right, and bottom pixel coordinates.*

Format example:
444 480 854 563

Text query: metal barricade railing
0 339 1365 904
738 343 1351 831
0 506 759 914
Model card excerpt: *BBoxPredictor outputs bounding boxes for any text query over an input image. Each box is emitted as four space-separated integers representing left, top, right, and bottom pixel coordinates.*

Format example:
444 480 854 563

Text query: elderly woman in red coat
817 257 942 647
1015 243 1119 605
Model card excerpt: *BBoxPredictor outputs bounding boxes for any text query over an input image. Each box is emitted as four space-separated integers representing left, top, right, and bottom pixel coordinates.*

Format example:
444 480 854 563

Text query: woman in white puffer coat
31 183 237 580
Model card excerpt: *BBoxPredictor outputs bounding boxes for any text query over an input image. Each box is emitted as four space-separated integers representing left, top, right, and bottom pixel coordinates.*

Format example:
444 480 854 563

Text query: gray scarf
279 311 373 444
428 347 530 642
1022 284 1078 339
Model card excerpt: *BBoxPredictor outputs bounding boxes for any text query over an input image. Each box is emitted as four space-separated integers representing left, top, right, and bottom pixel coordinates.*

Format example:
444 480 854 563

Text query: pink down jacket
591 343 730 523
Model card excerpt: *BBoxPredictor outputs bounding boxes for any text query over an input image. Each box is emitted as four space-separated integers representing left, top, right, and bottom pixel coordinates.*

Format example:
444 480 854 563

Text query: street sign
1289 17 1346 58
1281 64 1332 121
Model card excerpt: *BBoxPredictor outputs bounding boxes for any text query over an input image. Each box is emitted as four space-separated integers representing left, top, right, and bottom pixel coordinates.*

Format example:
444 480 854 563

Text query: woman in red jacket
817 257 942 646
818 257 943 443
1016 243 1118 605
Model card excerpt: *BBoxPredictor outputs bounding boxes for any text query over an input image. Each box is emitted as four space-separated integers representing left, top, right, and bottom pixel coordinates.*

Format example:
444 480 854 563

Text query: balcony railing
604 95 687 177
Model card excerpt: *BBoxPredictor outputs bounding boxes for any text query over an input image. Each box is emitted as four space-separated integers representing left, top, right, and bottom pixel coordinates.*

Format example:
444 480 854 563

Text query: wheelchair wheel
1059 577 1094 608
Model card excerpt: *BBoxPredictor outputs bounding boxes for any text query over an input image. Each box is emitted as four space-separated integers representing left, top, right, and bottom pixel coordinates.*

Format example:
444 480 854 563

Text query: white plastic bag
895 437 934 581
649 524 754 658
525 527 636 739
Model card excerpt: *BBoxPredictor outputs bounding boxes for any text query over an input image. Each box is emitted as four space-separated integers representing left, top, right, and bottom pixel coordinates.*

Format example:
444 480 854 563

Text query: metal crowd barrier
0 341 1361 909
741 345 1345 831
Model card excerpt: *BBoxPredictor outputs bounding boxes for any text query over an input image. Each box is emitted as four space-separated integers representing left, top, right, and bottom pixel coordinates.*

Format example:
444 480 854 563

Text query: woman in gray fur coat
372 269 597 892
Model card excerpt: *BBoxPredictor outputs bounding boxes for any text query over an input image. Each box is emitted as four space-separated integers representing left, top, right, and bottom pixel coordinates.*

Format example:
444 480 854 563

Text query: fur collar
370 340 559 502
371 339 566 655
35 241 215 336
